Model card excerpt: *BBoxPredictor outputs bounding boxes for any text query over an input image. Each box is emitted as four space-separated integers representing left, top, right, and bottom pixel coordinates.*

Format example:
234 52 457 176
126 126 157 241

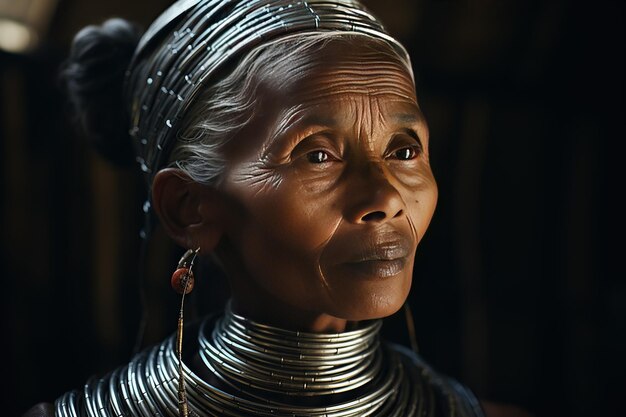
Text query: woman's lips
349 240 412 262
341 235 413 278
344 258 408 278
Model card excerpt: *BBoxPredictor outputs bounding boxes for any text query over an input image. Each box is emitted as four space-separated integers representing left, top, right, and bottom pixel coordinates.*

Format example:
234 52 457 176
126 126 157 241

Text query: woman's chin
324 280 411 322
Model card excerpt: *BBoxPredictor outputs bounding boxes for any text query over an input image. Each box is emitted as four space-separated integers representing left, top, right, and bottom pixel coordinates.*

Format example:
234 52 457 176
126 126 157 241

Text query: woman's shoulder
388 342 486 417
22 403 54 417
388 343 533 417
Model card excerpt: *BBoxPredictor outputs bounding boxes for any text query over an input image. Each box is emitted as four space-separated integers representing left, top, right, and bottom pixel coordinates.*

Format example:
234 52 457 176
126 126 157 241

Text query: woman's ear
152 168 225 253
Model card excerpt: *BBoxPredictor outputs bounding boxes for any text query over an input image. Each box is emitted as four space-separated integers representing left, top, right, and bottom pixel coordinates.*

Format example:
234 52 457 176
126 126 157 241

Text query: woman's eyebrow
276 111 337 137
263 109 337 154
391 112 423 125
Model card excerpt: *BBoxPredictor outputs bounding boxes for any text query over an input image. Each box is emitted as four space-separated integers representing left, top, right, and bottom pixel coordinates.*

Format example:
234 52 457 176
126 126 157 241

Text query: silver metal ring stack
55 308 441 416
200 308 384 396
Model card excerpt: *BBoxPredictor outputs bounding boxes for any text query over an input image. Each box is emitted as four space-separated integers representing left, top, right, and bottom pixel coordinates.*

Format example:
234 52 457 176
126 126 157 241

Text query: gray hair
169 31 414 186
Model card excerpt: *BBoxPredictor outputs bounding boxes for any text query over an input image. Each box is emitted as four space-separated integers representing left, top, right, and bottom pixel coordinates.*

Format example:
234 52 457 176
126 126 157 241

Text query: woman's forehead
261 40 417 105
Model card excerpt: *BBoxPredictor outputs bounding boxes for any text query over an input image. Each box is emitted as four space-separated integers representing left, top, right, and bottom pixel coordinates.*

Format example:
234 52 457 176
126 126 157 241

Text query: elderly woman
23 0 522 416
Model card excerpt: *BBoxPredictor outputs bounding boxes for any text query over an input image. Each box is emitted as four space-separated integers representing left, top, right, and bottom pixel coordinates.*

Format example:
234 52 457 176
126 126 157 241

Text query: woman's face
216 39 437 330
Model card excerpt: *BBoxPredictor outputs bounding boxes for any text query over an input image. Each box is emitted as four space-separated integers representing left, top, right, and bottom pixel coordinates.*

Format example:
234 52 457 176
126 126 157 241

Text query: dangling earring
171 247 200 417
403 301 420 355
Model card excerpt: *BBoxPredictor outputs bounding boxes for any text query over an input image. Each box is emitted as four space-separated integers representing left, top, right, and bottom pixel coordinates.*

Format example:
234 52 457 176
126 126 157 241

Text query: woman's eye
306 150 330 164
393 146 419 160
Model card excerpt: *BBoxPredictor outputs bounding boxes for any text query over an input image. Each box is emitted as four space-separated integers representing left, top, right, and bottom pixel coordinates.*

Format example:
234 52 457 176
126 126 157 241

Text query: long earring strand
171 247 200 417
403 301 420 354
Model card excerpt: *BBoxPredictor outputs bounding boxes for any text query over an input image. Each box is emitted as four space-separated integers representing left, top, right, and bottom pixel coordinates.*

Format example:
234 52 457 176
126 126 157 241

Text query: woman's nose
345 161 405 224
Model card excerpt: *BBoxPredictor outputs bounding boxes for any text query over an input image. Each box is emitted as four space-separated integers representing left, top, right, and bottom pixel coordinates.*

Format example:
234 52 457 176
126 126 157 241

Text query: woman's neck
198 305 383 401
229 293 350 333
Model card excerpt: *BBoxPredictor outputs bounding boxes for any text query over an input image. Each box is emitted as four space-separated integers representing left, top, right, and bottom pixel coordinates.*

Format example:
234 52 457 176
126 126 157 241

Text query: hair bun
61 18 142 167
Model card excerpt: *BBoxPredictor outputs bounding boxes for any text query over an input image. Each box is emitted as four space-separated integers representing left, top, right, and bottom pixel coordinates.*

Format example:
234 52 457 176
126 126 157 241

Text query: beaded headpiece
124 0 410 183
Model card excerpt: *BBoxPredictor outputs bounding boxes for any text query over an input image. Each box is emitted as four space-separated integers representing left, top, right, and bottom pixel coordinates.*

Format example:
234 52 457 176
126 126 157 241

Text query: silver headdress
123 0 410 182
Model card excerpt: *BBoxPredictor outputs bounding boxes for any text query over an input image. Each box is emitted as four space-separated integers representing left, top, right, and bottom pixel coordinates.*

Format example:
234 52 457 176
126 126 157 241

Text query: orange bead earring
171 248 200 294
172 247 200 417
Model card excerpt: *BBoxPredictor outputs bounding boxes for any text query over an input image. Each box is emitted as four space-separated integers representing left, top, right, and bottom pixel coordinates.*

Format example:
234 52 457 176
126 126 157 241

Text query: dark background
1 1 624 416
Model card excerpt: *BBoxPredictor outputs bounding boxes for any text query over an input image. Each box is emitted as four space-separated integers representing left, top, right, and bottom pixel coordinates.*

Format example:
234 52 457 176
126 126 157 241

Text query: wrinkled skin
212 39 438 332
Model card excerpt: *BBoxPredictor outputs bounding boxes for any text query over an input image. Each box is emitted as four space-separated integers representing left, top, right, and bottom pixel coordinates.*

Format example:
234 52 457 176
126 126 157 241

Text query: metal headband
124 0 410 183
